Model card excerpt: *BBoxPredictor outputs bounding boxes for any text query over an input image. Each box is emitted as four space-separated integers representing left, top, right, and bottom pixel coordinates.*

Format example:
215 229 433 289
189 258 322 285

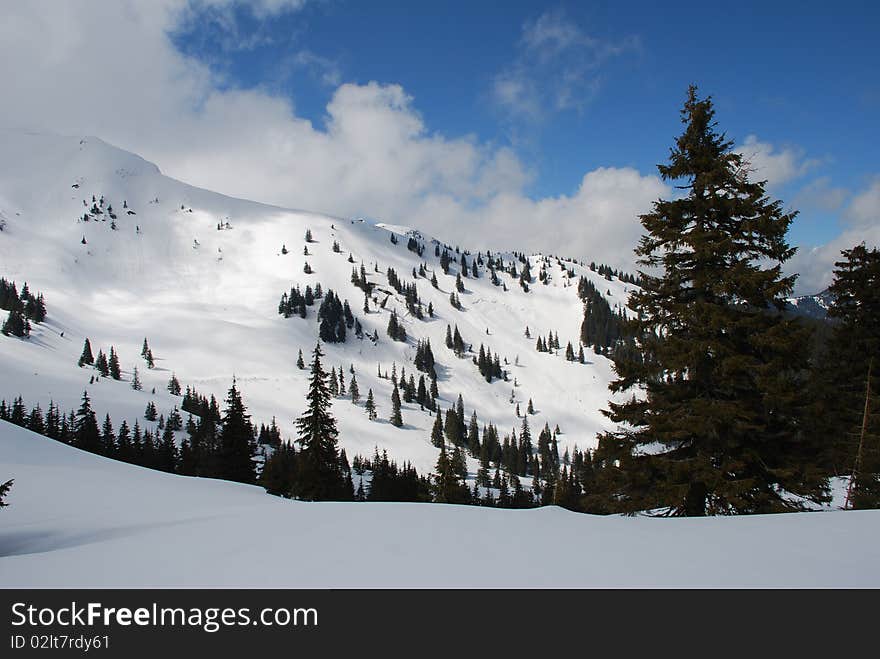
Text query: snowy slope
1 420 876 587
0 129 636 476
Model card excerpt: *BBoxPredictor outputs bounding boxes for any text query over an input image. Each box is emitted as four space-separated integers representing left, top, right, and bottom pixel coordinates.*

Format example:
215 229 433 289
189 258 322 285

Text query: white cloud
735 135 819 188
0 0 662 275
787 176 880 294
845 176 880 227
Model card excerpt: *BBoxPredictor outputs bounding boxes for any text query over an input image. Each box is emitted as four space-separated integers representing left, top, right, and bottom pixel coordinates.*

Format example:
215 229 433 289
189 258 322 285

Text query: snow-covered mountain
786 289 835 320
0 129 634 477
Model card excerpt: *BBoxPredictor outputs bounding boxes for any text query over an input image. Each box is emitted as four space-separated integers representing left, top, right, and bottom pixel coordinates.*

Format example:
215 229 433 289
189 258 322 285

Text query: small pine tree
431 408 445 448
0 479 13 509
350 374 360 404
108 347 121 380
78 338 95 367
131 366 142 391
390 382 403 427
167 373 181 396
296 349 305 370
365 389 377 420
95 350 109 377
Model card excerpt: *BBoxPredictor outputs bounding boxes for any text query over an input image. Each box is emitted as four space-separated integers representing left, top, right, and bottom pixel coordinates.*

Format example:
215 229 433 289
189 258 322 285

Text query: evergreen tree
0 479 12 509
820 244 880 508
433 443 469 504
108 347 121 380
431 408 445 448
129 363 141 389
390 381 403 427
101 414 116 456
74 390 101 454
218 378 257 484
294 343 349 500
296 349 305 370
349 374 360 404
1 309 30 337
365 388 377 420
602 86 827 515
167 373 181 396
78 338 95 367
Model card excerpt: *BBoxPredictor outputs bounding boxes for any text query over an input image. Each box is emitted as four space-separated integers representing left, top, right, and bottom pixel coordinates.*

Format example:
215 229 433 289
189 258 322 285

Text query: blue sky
4 0 878 293
171 0 879 249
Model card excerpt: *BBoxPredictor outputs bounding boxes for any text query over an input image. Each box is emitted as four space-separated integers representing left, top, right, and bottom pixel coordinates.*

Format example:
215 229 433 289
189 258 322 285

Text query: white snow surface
1 420 877 588
0 129 633 476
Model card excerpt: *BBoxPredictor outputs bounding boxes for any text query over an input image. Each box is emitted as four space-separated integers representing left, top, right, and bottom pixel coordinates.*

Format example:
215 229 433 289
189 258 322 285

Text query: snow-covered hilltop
0 129 634 477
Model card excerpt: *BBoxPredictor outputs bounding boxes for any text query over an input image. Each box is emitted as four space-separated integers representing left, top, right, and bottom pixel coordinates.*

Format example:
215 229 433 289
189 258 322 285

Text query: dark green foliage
79 338 95 367
602 86 827 515
74 390 101 454
578 276 627 354
0 479 12 509
432 443 470 504
1 309 30 337
365 388 377 420
131 366 142 390
390 382 403 427
815 245 880 508
365 449 430 502
318 290 348 343
108 347 121 380
218 378 257 484
167 373 181 396
293 343 351 500
431 408 444 448
475 344 503 381
414 339 436 378
0 278 46 324
386 309 407 342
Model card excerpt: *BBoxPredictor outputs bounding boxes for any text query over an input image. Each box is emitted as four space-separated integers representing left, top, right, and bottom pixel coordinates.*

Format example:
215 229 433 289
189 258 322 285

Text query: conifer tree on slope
78 338 94 367
218 378 256 484
294 342 349 500
74 390 102 454
602 86 827 516
390 381 403 427
364 388 377 420
0 479 12 509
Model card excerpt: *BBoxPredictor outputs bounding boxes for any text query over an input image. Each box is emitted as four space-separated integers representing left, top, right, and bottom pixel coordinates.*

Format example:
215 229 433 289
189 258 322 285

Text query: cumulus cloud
787 176 880 294
735 135 819 188
0 0 662 274
845 176 880 227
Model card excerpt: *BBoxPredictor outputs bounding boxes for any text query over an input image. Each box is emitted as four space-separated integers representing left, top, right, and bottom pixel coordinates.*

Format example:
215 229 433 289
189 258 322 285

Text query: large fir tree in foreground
601 86 827 516
294 342 351 501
